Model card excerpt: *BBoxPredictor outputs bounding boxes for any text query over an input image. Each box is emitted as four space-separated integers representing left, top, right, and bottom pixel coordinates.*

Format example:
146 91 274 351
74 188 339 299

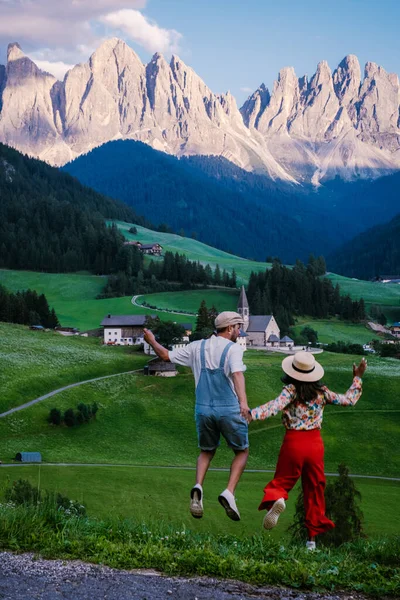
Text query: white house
101 314 150 346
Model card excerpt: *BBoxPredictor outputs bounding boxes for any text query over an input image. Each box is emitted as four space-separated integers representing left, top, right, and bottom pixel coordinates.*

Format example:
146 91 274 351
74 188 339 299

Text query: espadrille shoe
263 498 286 530
190 484 203 518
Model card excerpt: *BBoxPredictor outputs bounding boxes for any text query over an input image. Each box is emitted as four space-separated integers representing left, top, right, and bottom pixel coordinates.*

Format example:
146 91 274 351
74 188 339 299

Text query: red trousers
259 429 335 537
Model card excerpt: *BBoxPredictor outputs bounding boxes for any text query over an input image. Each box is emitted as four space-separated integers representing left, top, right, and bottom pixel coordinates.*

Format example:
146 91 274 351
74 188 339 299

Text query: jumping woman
250 351 367 550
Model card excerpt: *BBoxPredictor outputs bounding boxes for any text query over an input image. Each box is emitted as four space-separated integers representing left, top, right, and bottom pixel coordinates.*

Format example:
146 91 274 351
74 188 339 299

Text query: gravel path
0 552 372 600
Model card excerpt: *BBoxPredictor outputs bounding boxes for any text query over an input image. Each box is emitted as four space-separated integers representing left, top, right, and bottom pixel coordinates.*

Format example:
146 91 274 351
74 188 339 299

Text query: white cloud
99 9 182 55
33 60 75 80
240 86 253 93
0 1 182 67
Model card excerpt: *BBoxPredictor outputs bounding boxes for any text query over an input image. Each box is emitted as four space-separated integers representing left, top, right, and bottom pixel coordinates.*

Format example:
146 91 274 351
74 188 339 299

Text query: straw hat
282 351 324 382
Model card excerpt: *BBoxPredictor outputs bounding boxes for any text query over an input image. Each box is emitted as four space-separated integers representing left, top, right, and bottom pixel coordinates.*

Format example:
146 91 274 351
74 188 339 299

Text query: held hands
240 402 253 423
353 357 367 378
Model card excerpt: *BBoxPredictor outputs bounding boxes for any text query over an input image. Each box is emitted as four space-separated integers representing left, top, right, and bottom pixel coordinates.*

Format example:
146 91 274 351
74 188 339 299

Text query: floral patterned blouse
251 376 363 430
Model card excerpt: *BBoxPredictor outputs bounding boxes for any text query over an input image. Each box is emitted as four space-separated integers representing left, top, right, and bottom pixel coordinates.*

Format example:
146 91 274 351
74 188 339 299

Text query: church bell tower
237 285 250 332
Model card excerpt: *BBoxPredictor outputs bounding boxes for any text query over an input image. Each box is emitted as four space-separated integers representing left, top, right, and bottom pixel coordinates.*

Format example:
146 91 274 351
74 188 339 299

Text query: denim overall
194 339 248 451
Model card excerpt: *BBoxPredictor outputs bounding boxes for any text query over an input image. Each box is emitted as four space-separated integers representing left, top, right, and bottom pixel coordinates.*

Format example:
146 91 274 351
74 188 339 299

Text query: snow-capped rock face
241 54 400 183
0 40 399 185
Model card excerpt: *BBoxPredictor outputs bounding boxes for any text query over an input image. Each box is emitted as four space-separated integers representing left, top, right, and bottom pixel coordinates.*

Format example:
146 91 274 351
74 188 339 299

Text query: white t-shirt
168 336 246 395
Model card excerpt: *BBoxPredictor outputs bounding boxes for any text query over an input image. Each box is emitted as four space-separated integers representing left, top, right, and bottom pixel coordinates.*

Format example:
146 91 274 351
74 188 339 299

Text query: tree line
100 250 237 297
0 142 149 274
247 257 366 334
0 284 59 328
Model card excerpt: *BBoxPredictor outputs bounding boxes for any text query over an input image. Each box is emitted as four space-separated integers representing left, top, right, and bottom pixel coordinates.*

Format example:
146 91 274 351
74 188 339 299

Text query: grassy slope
0 323 148 414
112 221 270 284
292 317 382 345
0 324 399 540
0 270 196 331
327 274 400 321
138 289 239 313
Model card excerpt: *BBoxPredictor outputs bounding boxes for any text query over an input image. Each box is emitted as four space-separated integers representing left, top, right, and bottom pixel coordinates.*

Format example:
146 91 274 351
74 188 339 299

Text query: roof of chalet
101 315 149 327
391 322 400 327
139 243 162 250
237 285 249 309
239 329 248 337
148 358 177 371
247 315 273 332
280 336 294 342
267 334 280 342
181 323 193 330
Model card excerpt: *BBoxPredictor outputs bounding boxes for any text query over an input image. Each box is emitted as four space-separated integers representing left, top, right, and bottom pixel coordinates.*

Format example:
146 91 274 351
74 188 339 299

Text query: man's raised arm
143 328 170 362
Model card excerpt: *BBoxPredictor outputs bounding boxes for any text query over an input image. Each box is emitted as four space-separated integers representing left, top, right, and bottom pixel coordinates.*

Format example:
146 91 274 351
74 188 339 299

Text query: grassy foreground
0 499 398 596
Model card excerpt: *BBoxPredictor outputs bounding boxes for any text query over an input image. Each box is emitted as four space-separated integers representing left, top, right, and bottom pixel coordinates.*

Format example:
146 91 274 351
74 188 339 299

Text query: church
237 286 281 348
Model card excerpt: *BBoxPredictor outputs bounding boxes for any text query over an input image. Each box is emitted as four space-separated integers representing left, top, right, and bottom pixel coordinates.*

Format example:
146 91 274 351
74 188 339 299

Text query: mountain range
0 39 399 185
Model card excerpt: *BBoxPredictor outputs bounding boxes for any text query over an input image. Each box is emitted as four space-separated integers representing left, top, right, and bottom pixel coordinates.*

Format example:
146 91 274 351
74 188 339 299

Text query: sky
0 0 399 106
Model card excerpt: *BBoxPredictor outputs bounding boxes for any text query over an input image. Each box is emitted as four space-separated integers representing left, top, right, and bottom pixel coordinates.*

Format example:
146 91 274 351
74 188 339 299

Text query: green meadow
0 269 196 331
0 325 399 540
138 289 239 314
112 221 270 284
292 317 382 345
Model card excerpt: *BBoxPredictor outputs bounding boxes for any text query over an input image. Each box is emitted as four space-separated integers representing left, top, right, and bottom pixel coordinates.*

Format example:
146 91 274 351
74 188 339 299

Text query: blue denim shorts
195 409 249 451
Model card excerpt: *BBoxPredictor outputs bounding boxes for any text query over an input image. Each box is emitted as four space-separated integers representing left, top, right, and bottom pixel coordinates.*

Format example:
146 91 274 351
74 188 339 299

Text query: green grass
292 317 382 345
112 221 270 284
0 498 398 596
0 322 148 414
0 270 197 331
139 289 239 314
327 274 400 322
0 466 398 540
1 345 399 478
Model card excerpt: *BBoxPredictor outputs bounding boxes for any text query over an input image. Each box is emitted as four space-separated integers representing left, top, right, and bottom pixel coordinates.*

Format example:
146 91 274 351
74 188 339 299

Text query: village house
123 240 163 256
101 314 153 345
390 322 400 338
237 286 280 348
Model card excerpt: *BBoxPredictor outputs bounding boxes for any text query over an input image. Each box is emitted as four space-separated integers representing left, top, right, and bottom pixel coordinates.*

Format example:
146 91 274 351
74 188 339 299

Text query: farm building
144 358 177 377
123 241 163 256
15 452 42 463
101 314 154 345
390 322 400 338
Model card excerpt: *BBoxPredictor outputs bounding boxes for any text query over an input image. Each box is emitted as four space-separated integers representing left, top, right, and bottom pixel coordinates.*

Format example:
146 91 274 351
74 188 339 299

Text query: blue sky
0 0 399 106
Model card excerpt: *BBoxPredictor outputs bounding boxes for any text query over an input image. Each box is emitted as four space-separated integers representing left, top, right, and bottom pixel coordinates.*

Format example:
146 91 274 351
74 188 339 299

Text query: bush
325 341 364 355
288 463 364 546
3 479 86 516
5 478 40 506
48 408 62 425
63 408 76 427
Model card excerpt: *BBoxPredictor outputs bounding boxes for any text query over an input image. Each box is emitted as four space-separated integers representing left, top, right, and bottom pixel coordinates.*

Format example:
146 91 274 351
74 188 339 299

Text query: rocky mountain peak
7 42 24 62
0 41 399 184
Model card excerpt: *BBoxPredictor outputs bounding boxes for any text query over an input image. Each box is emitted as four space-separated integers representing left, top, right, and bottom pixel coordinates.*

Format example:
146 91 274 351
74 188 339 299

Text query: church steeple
237 285 249 331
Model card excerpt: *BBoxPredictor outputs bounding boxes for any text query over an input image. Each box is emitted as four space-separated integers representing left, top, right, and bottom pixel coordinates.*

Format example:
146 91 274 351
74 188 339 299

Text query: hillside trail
0 551 375 600
131 294 196 316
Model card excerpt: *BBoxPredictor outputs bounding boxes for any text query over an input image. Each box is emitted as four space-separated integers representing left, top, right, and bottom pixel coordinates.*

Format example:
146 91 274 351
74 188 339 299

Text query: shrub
48 407 62 425
5 478 40 506
288 463 364 546
63 408 76 427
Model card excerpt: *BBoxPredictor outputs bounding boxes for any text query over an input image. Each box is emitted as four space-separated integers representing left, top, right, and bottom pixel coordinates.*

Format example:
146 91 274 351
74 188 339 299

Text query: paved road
0 552 371 600
0 370 141 418
131 294 196 316
1 462 399 482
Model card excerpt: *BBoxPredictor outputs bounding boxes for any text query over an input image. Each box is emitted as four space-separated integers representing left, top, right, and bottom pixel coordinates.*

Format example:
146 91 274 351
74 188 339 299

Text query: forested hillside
0 144 149 273
63 140 345 263
329 211 400 279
